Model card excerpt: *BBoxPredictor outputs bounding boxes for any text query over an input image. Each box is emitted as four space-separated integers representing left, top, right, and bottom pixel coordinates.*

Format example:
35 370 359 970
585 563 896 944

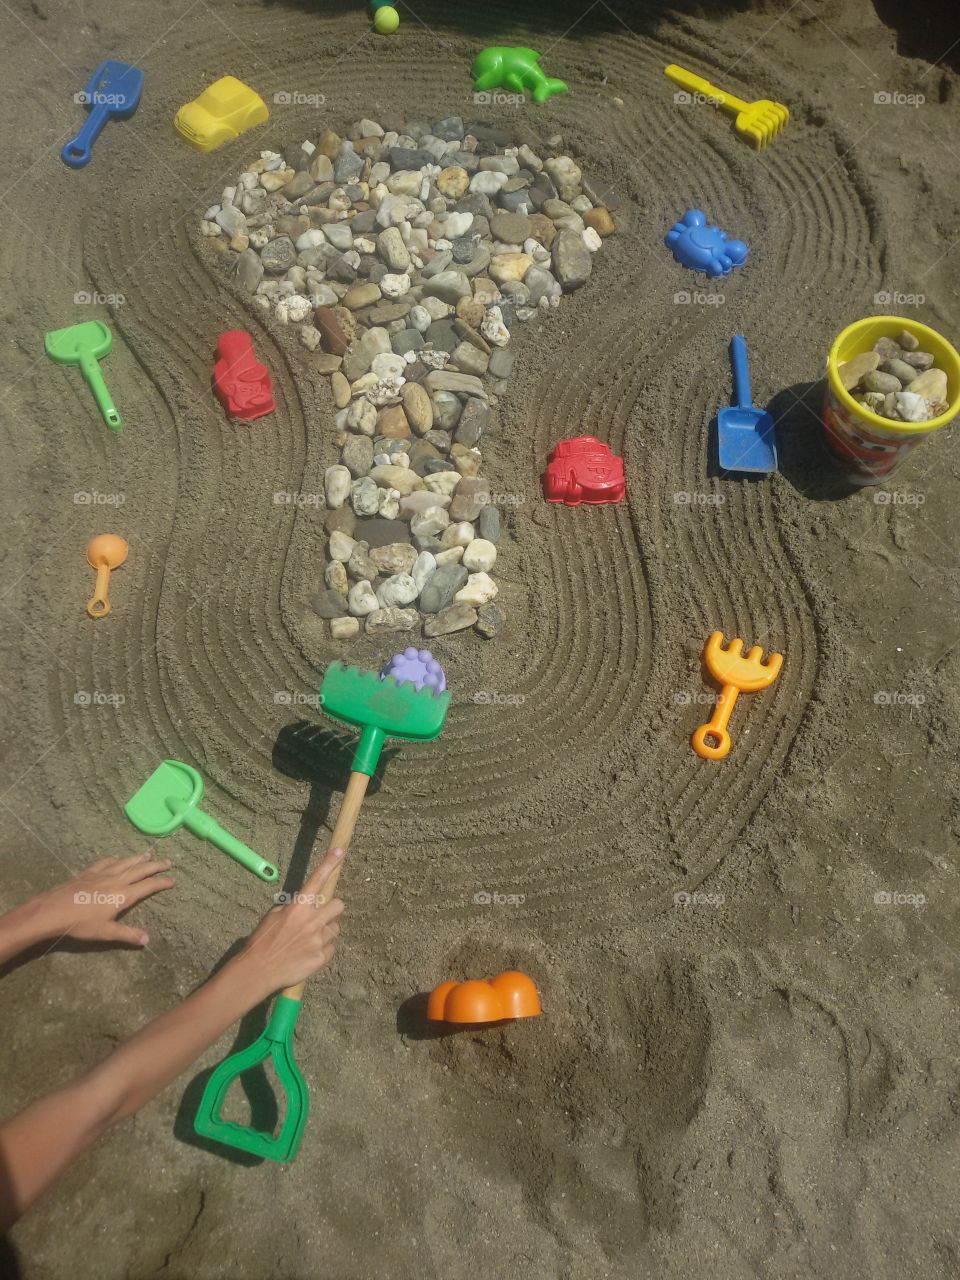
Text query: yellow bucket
823 315 960 484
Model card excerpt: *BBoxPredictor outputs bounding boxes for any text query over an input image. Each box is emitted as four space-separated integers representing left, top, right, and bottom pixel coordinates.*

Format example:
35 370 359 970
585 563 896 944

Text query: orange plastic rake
691 632 783 760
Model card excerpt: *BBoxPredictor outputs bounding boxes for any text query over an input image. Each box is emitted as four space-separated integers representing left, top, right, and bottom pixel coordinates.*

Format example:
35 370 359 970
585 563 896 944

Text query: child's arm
0 854 175 965
0 847 345 1231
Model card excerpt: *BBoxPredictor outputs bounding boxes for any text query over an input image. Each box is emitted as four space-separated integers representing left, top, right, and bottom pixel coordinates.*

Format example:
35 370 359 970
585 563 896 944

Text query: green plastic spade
44 320 122 430
124 760 279 882
194 992 308 1162
194 663 450 1162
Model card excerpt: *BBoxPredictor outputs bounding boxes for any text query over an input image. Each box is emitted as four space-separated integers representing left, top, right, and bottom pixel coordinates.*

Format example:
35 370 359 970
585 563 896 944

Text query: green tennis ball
373 5 399 33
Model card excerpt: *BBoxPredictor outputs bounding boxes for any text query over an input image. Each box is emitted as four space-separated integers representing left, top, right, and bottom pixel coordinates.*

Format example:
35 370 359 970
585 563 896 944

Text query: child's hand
22 854 175 948
236 846 345 995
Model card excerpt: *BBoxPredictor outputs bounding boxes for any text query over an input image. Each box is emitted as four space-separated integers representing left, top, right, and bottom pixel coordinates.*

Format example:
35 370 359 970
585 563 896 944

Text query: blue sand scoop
717 336 778 475
62 60 144 169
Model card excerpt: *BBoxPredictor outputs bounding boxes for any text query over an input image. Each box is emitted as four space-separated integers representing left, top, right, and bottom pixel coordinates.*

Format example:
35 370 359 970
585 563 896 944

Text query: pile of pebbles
839 328 950 423
199 113 616 639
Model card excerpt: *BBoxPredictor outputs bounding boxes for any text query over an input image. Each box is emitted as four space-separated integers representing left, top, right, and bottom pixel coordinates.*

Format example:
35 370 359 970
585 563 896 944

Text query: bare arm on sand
0 853 177 963
0 846 345 1233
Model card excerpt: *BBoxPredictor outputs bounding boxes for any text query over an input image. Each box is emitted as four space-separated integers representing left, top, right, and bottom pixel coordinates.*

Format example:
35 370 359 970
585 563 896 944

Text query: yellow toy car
174 76 268 153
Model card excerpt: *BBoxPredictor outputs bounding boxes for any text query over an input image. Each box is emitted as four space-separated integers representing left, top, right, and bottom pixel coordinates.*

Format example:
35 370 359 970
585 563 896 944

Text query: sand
1 0 959 1276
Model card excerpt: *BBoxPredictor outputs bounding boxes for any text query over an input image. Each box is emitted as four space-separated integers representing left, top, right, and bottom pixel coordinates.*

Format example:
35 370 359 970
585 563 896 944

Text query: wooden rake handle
282 768 370 1001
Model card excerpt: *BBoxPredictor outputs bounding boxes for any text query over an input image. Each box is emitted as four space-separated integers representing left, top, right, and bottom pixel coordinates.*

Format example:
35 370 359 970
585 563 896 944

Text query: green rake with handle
193 662 451 1162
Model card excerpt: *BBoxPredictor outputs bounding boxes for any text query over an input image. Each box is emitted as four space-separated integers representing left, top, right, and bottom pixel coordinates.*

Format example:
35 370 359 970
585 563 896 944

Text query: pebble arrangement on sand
839 328 949 423
199 114 615 639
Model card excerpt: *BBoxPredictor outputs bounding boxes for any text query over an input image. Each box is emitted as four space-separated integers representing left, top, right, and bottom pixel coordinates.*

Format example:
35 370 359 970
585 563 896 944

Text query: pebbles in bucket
839 328 949 423
198 114 616 640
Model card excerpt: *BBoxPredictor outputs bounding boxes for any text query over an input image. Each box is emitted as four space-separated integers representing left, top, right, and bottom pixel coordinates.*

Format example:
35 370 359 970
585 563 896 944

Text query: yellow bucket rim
826 315 960 436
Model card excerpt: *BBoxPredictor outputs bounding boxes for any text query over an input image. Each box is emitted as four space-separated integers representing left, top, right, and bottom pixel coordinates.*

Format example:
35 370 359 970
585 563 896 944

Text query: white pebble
324 465 352 509
455 572 498 606
445 212 474 238
380 272 411 299
371 353 407 380
582 227 603 253
895 391 931 422
462 539 497 572
348 580 379 617
410 306 432 333
275 294 313 324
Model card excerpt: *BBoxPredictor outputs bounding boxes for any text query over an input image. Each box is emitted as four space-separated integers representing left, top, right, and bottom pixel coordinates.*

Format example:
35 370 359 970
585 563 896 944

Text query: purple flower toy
381 647 446 695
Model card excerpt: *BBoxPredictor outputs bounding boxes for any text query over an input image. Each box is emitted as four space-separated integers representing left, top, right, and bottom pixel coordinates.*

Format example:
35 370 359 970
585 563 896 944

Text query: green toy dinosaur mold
471 46 569 104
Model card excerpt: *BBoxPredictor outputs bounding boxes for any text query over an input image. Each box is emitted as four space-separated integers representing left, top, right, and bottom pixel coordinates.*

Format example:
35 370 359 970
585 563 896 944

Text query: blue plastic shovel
717 335 778 475
62 60 144 169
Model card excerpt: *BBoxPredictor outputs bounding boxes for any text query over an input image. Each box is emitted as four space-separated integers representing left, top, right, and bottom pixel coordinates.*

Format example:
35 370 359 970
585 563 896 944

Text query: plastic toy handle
663 64 748 113
730 335 753 410
182 808 280 882
353 724 387 777
264 992 303 1043
282 767 370 1001
86 565 112 618
691 684 739 760
79 352 121 430
61 103 110 169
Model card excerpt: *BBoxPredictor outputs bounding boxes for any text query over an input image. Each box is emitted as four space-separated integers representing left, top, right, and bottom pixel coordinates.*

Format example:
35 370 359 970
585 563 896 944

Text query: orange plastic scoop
691 631 783 760
427 971 541 1023
85 534 128 618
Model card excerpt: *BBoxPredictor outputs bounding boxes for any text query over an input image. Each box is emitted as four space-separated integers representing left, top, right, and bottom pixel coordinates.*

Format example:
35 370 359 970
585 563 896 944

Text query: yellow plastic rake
665 64 789 150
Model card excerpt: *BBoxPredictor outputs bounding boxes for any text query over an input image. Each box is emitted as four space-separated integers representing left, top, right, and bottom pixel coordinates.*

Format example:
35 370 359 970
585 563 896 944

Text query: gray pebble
478 504 501 543
351 209 378 234
347 543 381 581
901 350 935 370
880 358 919 386
552 230 593 290
389 147 435 171
354 517 410 548
498 188 533 214
235 248 264 293
282 172 315 200
423 602 478 636
475 600 506 638
425 427 453 451
433 116 465 141
365 606 418 634
391 328 424 356
334 147 364 182
341 435 374 478
261 236 297 274
327 255 358 283
451 236 476 264
862 370 902 394
426 318 460 354
487 348 515 379
419 563 468 613
311 589 349 619
454 398 489 447
421 251 454 279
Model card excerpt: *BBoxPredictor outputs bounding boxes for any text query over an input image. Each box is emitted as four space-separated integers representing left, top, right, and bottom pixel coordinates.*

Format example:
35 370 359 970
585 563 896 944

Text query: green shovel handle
182 808 279 882
79 351 121 431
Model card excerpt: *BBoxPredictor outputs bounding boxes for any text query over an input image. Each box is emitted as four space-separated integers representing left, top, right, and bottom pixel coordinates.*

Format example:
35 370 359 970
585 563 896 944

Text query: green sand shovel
44 320 122 430
194 662 451 1162
125 760 279 882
